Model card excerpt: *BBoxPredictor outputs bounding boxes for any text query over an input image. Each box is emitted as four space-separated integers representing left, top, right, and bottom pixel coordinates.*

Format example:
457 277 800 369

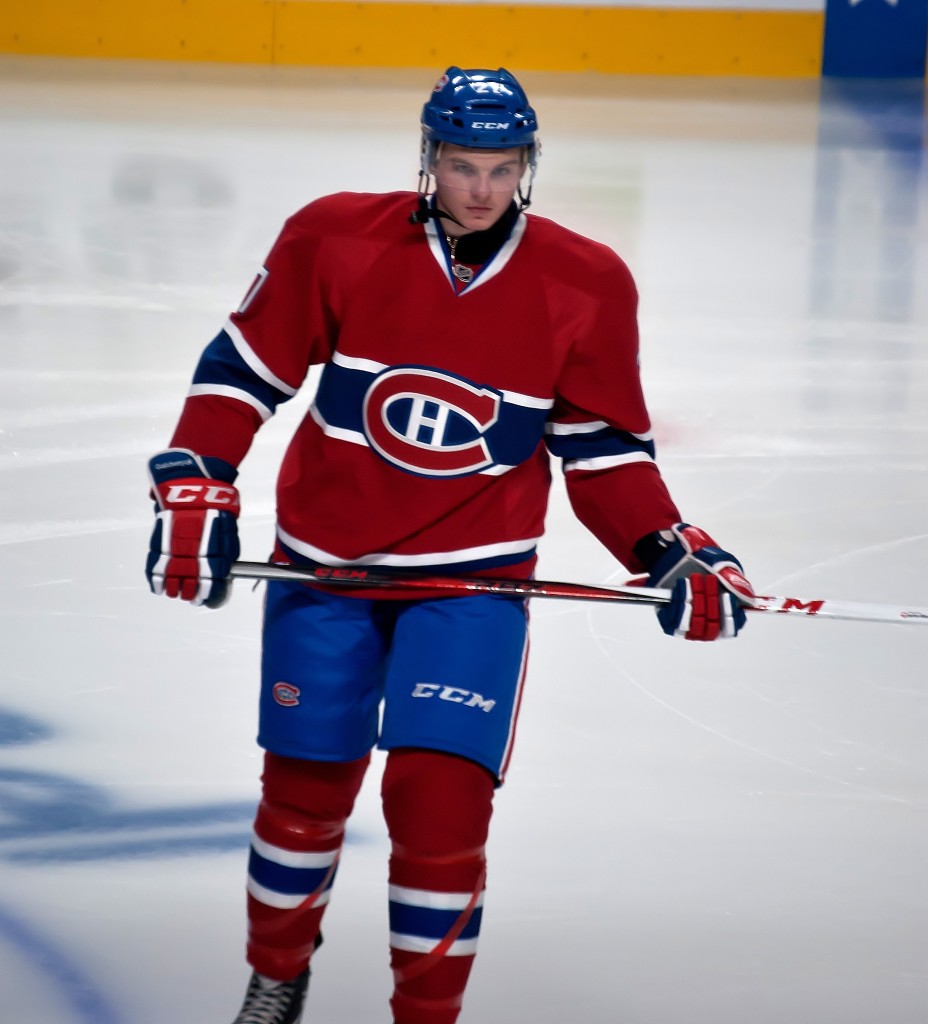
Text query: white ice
0 58 926 1024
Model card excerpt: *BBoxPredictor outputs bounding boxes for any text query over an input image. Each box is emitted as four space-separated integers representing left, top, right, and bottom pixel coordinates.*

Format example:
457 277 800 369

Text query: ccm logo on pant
411 683 496 712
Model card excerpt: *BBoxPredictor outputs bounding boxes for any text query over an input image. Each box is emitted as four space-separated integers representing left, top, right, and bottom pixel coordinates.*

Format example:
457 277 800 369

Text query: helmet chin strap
408 170 463 226
517 157 538 211
408 196 464 227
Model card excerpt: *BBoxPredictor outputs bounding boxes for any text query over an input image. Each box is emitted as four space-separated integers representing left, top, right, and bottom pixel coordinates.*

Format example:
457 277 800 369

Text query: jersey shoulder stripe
187 324 297 420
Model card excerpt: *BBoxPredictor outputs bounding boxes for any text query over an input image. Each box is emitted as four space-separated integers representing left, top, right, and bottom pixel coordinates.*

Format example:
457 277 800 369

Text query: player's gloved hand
636 523 755 641
146 448 241 608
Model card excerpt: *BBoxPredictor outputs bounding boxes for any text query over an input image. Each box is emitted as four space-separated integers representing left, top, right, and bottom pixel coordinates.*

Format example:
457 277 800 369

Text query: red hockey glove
146 449 240 609
636 523 755 641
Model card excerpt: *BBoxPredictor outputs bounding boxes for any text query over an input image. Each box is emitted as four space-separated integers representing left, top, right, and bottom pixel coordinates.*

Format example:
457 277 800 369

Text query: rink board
1 1 824 77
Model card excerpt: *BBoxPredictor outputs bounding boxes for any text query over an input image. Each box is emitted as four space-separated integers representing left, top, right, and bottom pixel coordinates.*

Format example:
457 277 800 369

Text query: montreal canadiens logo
273 682 301 707
362 367 502 477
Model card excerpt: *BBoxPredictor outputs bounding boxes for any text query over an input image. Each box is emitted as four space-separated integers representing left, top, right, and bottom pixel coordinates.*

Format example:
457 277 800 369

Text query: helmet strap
517 179 534 211
408 188 466 228
517 147 538 211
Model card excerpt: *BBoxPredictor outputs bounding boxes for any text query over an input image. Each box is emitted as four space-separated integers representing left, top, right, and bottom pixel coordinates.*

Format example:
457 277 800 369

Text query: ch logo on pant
272 682 301 707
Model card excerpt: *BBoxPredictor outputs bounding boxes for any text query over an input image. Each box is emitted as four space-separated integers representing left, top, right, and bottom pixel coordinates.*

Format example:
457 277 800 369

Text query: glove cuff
149 448 238 486
633 522 708 572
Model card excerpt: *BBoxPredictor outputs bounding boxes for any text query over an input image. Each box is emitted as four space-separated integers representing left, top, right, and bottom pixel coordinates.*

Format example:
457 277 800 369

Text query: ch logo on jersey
362 367 502 477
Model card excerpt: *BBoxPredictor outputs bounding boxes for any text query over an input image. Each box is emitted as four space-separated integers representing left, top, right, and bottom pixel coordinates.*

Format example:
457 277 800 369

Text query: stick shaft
229 561 928 626
229 561 666 605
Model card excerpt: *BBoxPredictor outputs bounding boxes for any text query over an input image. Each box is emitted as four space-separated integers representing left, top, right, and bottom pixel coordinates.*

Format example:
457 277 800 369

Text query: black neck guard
409 197 521 265
450 202 521 264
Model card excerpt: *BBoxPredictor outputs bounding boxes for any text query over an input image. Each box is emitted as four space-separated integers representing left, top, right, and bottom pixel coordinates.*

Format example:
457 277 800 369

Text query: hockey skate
230 969 309 1024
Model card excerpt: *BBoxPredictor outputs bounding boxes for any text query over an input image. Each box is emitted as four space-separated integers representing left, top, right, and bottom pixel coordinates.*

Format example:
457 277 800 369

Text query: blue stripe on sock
248 849 335 895
388 902 483 942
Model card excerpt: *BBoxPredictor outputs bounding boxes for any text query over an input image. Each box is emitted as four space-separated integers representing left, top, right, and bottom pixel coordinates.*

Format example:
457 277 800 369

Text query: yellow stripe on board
1 2 824 78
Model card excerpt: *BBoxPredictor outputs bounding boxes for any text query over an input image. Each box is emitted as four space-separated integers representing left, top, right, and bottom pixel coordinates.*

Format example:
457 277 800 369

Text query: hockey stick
228 561 928 626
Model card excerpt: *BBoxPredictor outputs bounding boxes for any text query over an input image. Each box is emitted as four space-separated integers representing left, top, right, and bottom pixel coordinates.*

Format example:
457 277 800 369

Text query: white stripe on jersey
564 451 654 472
276 525 541 569
546 418 609 434
330 350 388 374
501 388 553 410
224 318 299 396
547 419 653 441
188 383 273 421
308 402 367 445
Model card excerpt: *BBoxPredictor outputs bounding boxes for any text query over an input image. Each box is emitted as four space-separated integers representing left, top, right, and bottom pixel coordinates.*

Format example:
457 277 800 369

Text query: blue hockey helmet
422 67 538 152
419 67 540 207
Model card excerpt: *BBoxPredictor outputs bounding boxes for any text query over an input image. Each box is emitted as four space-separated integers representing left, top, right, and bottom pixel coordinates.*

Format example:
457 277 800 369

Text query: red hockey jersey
169 191 679 576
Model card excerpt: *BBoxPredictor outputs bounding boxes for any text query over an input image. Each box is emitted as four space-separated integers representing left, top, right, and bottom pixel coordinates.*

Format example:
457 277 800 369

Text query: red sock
381 749 496 1024
246 752 369 979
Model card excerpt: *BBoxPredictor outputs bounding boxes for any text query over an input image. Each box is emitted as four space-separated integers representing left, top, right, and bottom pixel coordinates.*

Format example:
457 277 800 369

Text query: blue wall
823 0 928 77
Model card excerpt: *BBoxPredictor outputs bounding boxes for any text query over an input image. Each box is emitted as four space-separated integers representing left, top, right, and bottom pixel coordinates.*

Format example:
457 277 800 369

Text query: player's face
432 144 526 235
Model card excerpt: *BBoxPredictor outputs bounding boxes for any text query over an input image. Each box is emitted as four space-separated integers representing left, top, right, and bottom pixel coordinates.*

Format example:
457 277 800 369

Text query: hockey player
145 67 754 1024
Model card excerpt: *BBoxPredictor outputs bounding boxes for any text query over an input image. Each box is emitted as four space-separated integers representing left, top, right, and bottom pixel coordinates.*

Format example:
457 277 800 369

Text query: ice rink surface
0 57 926 1023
